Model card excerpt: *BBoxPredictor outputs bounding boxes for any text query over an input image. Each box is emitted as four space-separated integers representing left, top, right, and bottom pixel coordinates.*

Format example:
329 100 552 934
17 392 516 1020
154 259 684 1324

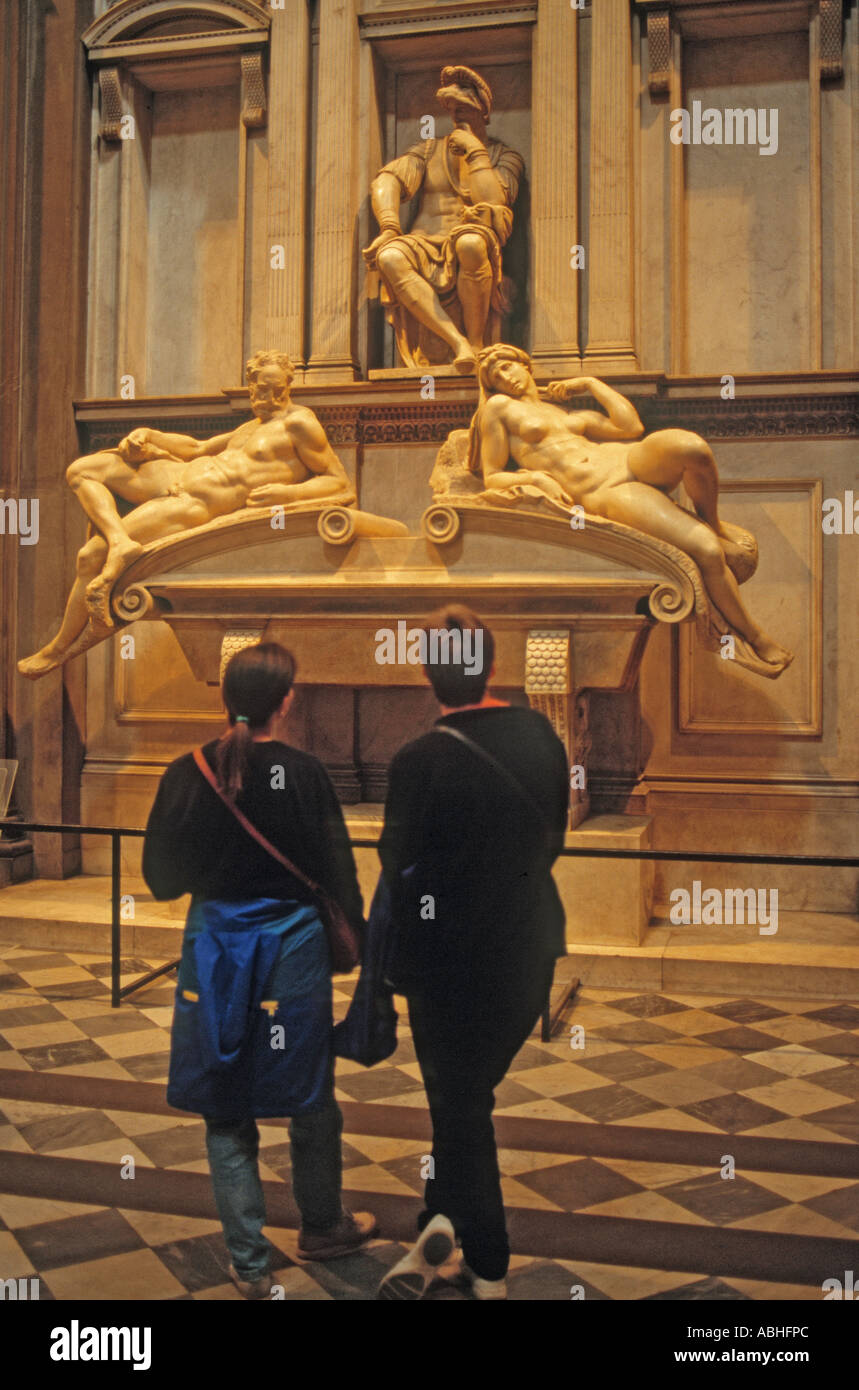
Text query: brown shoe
229 1263 274 1300
297 1210 377 1261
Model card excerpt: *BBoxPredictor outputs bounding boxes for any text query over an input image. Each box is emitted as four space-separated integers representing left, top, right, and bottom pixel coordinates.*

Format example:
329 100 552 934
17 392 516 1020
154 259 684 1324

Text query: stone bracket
646 9 672 96
241 52 267 128
97 67 124 143
525 629 592 829
820 0 844 82
220 628 267 683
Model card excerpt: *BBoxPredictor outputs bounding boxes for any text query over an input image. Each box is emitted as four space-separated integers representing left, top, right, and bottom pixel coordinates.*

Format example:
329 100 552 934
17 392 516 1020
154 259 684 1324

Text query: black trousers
407 955 555 1283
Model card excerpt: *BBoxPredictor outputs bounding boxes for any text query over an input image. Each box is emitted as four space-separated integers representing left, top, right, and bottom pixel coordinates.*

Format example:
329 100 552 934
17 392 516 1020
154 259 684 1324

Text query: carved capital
98 68 123 142
647 9 672 95
241 52 267 128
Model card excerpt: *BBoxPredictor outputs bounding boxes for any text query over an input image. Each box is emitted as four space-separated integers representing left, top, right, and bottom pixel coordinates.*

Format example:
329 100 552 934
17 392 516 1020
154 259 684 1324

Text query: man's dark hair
422 604 494 707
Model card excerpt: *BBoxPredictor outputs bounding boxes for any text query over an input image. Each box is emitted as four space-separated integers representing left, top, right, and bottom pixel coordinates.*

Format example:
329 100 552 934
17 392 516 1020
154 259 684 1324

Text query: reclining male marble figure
446 344 793 679
18 350 355 679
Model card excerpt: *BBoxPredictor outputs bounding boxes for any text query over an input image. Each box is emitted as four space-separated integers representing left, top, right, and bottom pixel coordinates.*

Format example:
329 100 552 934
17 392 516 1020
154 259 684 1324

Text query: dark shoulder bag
192 748 361 974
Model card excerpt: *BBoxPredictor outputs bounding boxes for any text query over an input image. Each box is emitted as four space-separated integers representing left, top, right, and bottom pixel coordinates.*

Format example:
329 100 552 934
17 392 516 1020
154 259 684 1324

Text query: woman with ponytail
143 643 374 1297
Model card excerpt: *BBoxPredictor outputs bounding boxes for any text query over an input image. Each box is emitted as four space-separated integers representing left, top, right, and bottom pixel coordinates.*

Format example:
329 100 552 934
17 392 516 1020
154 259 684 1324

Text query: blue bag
168 898 333 1122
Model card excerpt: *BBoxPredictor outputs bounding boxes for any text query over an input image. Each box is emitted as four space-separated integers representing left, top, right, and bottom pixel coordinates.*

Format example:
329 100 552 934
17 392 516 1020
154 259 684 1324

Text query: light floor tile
0 1124 33 1153
117 1208 222 1245
191 1281 245 1300
742 1171 857 1202
744 1045 844 1078
761 1017 846 1045
17 968 95 987
0 1052 32 1070
103 1110 187 1137
584 1190 712 1225
0 1193 106 1228
557 1258 701 1300
721 1276 822 1300
497 1149 585 1178
729 1203 856 1241
622 1107 722 1133
53 1061 135 1081
0 1229 35 1276
741 1078 845 1117
639 1043 733 1070
512 1063 605 1098
49 1138 156 1168
0 1021 85 1049
341 1134 427 1163
598 1158 714 1189
94 1030 171 1059
499 1098 595 1123
499 1175 564 1211
340 1163 417 1197
44 1247 187 1301
742 1117 853 1144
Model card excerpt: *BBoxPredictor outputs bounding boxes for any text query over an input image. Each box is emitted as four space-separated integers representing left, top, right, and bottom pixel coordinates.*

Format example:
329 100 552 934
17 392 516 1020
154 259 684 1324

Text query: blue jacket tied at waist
168 897 332 1122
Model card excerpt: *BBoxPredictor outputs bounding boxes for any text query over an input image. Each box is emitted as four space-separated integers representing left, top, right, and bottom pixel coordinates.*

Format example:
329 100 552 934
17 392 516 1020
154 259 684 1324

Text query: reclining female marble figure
461 344 793 679
18 351 355 679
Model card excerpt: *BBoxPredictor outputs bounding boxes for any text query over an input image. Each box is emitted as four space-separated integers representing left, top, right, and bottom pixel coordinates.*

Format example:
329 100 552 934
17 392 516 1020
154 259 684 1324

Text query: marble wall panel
683 33 811 374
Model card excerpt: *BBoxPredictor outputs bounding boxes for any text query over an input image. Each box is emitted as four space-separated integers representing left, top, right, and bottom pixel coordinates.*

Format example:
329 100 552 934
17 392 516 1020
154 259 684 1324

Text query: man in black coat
376 605 569 1300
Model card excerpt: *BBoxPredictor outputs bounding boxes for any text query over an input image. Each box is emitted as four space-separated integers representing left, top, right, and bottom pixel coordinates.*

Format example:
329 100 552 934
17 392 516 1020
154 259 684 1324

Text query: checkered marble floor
0 942 858 1300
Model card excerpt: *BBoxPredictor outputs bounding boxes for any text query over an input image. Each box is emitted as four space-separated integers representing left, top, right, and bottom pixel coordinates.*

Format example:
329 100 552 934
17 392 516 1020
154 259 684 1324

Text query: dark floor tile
509 1260 611 1301
508 1042 568 1073
389 1037 418 1067
152 1233 232 1292
698 1026 784 1054
88 959 167 978
119 1052 172 1082
680 1092 785 1134
706 1000 786 1024
553 1083 664 1124
38 981 109 1001
494 1076 551 1108
801 1100 859 1135
813 1032 859 1060
73 1012 161 1039
691 1057 783 1092
573 1049 670 1083
257 1140 292 1178
0 1034 10 1051
645 1277 750 1300
7 954 80 972
602 995 690 1019
516 1157 644 1210
803 1183 859 1232
805 1004 859 1031
0 973 27 991
18 1038 110 1071
0 1003 66 1029
377 1153 428 1194
335 1068 424 1102
811 1065 859 1100
15 1209 144 1271
20 1109 126 1153
590 1020 680 1046
134 1123 208 1168
659 1171 786 1225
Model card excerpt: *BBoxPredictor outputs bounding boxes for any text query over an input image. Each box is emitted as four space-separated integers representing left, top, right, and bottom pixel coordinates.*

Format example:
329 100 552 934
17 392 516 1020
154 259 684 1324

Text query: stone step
0 875 855 1000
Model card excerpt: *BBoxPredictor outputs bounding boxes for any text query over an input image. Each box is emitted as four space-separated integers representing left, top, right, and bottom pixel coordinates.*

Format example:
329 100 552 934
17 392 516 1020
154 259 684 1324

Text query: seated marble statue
460 344 793 678
18 350 354 679
363 64 523 374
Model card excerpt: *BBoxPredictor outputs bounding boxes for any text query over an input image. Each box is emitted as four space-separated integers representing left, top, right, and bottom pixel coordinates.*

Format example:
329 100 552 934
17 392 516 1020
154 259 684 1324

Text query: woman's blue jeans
205 1078 344 1280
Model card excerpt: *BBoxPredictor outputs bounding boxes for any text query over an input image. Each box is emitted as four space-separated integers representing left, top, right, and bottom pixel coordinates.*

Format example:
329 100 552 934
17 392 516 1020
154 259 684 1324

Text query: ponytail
215 643 297 798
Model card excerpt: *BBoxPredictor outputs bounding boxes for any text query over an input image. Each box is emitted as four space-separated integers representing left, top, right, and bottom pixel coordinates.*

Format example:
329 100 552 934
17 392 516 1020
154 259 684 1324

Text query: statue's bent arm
560 378 645 444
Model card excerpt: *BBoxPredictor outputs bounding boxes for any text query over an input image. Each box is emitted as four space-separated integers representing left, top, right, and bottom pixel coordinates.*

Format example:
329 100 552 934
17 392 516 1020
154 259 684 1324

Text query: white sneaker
376 1214 457 1300
462 1262 508 1300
